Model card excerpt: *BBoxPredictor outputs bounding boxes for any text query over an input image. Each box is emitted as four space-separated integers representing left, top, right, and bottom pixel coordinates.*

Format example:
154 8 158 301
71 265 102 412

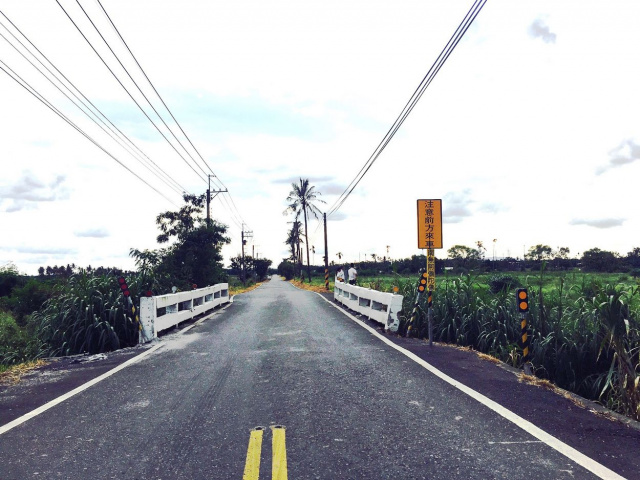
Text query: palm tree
336 252 343 261
285 178 325 282
285 219 304 277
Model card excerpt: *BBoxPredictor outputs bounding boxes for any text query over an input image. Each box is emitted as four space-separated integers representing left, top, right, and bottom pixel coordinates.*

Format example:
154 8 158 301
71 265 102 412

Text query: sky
1 0 639 275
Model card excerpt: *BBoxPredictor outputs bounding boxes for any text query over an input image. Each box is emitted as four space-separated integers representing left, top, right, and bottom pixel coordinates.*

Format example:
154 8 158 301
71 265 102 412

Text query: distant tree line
278 244 640 279
37 264 128 277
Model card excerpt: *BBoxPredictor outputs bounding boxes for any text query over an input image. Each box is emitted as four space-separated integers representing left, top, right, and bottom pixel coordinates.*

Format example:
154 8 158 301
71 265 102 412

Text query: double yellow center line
243 425 288 480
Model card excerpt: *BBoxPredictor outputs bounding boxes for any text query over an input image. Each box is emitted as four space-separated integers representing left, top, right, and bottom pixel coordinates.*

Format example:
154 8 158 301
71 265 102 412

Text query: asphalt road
0 276 637 479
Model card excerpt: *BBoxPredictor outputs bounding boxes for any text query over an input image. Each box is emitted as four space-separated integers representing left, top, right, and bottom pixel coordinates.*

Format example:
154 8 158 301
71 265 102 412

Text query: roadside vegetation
282 244 640 421
0 194 272 372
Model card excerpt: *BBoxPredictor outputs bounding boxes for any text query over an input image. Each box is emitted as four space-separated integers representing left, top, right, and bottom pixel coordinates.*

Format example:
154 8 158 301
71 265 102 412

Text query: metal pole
241 227 246 285
427 291 433 347
206 175 211 227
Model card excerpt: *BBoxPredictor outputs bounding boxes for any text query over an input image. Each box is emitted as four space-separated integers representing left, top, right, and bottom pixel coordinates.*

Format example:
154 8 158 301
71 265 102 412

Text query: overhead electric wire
0 58 180 206
78 0 250 231
93 0 226 191
326 0 487 217
73 0 216 185
55 0 207 183
0 15 185 196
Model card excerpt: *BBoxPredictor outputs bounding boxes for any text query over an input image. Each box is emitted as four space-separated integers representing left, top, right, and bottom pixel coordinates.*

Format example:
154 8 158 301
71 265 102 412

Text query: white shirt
348 267 357 281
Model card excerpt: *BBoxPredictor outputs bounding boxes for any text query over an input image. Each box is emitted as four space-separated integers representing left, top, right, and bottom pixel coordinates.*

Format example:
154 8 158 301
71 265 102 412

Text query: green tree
254 258 273 280
229 255 254 276
284 179 325 283
581 248 620 272
0 263 20 297
626 247 640 269
133 193 230 291
447 245 482 270
525 244 554 262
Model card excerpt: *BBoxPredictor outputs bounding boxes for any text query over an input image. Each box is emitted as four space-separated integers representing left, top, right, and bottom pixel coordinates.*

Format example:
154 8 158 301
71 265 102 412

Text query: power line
0 14 186 196
72 0 249 230
326 0 487 217
55 0 207 183
0 58 180 206
93 0 224 188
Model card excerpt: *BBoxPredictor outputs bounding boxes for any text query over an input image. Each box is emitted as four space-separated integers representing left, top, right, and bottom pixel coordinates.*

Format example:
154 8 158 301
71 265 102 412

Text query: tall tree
525 244 554 262
285 219 304 265
284 179 325 282
135 193 230 291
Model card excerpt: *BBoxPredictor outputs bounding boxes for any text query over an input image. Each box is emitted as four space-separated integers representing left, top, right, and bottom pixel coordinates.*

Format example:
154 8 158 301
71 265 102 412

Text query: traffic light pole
516 288 532 374
406 271 428 337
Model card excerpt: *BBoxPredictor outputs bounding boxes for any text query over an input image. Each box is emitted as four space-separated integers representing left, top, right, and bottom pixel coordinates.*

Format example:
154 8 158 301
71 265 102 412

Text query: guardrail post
139 297 156 342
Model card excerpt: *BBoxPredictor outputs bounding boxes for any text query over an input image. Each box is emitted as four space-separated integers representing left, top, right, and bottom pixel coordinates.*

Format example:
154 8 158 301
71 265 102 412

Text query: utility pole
241 224 253 285
206 175 227 227
323 212 329 290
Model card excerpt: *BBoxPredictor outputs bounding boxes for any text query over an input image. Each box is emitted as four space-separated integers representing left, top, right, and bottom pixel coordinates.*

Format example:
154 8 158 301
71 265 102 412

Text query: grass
0 359 48 385
229 281 265 296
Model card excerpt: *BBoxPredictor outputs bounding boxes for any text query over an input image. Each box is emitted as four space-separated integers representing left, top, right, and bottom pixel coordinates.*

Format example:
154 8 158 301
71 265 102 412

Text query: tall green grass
32 271 140 357
0 311 44 368
384 273 640 420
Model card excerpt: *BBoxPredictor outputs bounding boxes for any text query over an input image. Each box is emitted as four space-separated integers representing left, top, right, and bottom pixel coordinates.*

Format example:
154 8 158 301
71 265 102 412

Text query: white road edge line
316 292 626 480
0 300 234 437
0 342 164 436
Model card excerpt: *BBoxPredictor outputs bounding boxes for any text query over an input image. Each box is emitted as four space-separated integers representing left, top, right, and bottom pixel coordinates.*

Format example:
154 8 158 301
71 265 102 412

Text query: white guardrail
138 283 230 342
333 282 403 332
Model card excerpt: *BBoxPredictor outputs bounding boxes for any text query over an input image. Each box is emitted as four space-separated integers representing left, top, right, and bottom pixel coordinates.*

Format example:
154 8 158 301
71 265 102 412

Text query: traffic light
516 288 529 313
117 276 130 297
417 271 428 293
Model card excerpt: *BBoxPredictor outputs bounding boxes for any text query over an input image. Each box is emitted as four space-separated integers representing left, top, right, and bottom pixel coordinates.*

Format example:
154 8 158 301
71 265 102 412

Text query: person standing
336 266 345 283
348 263 357 285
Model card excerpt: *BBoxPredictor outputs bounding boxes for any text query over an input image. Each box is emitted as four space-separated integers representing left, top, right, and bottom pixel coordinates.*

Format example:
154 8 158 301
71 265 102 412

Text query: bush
487 274 521 294
277 261 296 280
8 279 54 325
0 311 42 367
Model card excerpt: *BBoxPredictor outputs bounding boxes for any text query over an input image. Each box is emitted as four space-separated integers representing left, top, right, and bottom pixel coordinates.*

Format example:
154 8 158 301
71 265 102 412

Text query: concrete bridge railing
139 283 230 342
333 283 402 332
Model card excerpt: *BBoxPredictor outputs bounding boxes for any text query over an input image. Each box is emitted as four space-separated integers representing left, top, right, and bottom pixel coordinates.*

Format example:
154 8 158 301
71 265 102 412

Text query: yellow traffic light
417 271 428 293
516 288 529 313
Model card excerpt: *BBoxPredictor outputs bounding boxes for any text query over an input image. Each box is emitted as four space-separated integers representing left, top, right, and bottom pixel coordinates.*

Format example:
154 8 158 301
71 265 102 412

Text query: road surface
0 276 636 479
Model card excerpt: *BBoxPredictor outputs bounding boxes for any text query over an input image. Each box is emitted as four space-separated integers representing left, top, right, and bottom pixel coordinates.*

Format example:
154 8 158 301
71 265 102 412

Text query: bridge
1 277 638 479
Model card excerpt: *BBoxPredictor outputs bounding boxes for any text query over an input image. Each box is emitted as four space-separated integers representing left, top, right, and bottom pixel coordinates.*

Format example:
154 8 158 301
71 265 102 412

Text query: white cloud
596 138 640 175
570 218 625 229
528 18 557 44
0 172 70 212
74 228 110 238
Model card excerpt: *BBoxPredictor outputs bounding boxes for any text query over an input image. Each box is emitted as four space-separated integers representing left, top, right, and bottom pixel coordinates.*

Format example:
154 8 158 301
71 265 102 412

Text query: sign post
410 199 443 345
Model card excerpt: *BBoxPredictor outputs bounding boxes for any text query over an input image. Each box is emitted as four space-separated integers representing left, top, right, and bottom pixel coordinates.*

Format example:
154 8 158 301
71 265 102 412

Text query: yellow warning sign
417 199 443 249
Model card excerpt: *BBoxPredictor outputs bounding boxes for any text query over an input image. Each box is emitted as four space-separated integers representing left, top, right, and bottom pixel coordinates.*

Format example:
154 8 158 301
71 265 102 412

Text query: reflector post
417 271 428 293
516 288 529 313
118 276 130 298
